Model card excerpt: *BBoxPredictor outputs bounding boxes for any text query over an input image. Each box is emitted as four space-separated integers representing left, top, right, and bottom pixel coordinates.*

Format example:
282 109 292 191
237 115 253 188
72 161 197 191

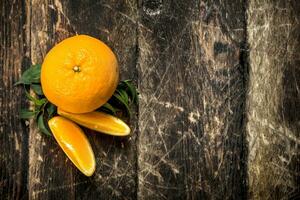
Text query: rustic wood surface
247 1 300 199
0 0 299 199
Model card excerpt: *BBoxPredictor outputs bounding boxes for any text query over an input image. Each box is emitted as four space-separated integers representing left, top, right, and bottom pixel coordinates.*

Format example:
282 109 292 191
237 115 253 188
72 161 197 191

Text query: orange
48 116 96 176
58 108 131 136
41 35 119 113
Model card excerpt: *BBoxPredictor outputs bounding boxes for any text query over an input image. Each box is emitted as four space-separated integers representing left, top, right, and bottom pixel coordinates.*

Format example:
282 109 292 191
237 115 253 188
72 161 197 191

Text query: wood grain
191 1 248 198
138 0 247 199
0 0 29 199
247 0 300 199
28 0 75 199
1 0 299 199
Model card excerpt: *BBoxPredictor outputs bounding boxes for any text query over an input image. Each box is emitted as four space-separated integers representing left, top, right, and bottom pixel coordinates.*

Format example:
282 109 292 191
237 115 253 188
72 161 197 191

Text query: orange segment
48 116 96 176
57 108 131 136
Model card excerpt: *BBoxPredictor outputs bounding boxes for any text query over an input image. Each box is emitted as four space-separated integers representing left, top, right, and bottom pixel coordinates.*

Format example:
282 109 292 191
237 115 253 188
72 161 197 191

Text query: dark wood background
0 0 299 199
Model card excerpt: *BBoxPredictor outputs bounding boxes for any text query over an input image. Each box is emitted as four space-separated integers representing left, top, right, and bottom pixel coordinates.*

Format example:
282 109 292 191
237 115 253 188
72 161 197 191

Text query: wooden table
1 0 299 199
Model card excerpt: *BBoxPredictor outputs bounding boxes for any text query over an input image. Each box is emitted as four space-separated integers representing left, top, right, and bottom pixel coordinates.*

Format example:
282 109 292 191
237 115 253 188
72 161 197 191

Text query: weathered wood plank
28 0 138 199
138 0 247 199
0 0 29 199
247 0 300 199
191 1 248 198
28 0 75 199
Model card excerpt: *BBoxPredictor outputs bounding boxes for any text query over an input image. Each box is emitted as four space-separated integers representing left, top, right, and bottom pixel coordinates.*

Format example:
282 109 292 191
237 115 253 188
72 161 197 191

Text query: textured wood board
247 0 300 199
27 1 75 199
138 0 247 199
0 0 29 199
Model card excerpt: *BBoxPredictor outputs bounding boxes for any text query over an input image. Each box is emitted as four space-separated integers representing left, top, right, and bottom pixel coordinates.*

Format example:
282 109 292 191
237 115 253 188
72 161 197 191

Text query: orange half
48 116 96 176
57 108 131 136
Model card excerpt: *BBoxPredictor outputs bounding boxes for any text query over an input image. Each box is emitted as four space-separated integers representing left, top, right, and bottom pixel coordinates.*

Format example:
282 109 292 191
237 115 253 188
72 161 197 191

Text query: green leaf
31 84 43 95
124 80 136 102
35 98 47 106
123 80 138 103
20 109 36 119
117 81 127 90
117 89 129 105
34 111 40 120
117 80 138 105
113 93 131 117
25 89 38 103
15 64 41 85
101 102 116 115
102 79 139 117
25 90 47 106
46 103 56 118
37 114 52 136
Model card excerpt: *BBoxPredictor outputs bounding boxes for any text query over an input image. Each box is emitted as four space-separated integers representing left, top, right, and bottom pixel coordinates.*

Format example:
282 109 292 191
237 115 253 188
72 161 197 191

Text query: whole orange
41 35 119 113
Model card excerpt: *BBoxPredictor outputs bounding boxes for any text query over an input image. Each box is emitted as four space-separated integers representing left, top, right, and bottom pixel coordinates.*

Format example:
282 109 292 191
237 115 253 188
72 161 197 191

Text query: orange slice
48 116 96 176
57 108 131 136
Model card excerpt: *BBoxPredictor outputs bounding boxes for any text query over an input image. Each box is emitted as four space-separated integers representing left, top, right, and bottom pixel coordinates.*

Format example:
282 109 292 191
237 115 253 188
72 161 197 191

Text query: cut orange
48 116 96 176
57 108 131 136
41 35 119 113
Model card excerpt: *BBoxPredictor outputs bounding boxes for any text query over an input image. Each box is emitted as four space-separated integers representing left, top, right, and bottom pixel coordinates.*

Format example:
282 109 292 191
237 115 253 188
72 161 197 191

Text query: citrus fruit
48 116 96 176
41 35 119 113
58 108 131 136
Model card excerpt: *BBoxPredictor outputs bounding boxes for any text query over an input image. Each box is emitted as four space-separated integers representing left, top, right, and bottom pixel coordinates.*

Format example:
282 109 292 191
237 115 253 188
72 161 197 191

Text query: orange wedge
48 116 96 176
57 108 131 136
